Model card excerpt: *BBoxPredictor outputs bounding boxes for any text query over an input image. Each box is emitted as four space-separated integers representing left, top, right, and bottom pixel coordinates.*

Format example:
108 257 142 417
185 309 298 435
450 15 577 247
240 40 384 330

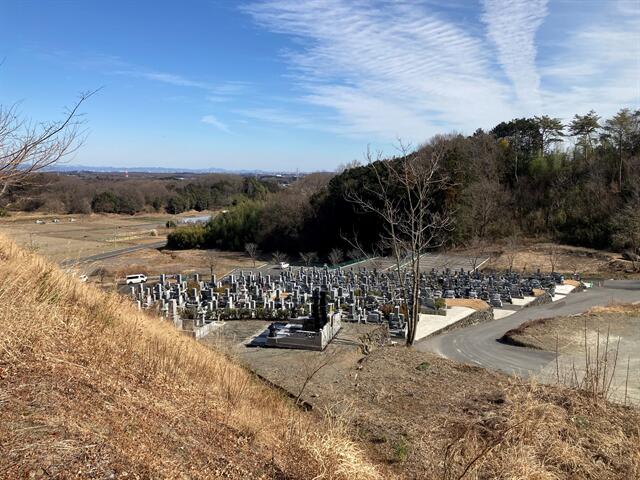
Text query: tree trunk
619 132 623 190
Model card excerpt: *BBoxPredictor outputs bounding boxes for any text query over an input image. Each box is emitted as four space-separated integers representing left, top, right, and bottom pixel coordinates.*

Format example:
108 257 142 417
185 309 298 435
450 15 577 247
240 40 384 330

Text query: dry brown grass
0 235 381 479
444 298 490 310
91 248 256 281
321 345 640 479
480 241 617 276
564 278 582 287
588 302 640 315
442 380 640 479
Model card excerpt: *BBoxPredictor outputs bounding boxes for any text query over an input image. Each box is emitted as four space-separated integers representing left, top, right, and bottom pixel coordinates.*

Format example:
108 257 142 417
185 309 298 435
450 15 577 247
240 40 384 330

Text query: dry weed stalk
561 317 623 403
441 378 640 479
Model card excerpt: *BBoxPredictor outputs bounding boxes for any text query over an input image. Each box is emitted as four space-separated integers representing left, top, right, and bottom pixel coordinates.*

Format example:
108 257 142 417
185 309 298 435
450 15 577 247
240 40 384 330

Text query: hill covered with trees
168 109 640 261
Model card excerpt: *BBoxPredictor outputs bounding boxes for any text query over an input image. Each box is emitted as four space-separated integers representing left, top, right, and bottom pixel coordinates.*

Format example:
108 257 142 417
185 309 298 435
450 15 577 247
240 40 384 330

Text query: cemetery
128 264 580 345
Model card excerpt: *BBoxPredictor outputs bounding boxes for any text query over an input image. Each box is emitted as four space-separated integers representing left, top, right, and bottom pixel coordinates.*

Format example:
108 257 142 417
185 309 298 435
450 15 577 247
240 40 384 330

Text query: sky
0 0 638 172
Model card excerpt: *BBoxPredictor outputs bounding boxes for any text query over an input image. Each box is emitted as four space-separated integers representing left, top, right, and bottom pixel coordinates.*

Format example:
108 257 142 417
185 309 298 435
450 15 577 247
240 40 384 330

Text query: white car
125 274 147 285
78 274 88 283
279 262 290 269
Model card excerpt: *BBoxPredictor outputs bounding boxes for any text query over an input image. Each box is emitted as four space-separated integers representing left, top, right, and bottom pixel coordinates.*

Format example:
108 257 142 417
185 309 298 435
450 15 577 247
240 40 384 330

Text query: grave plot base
265 315 342 351
181 320 225 340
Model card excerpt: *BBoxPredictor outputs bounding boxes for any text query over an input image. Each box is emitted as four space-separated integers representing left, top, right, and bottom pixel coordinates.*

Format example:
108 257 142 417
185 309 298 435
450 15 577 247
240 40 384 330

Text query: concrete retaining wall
182 320 225 339
423 307 494 339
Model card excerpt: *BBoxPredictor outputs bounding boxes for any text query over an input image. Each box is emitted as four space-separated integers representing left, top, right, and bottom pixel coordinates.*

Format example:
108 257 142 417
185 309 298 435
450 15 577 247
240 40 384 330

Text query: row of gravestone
129 266 569 330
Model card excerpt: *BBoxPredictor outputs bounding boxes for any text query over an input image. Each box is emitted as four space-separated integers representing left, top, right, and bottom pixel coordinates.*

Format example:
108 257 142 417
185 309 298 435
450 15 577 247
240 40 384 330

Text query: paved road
60 241 166 267
415 280 640 377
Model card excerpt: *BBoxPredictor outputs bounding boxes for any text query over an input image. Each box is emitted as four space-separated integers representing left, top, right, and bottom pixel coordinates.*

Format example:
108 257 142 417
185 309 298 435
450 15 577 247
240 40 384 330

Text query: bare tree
91 266 109 284
205 250 217 278
272 251 288 265
467 235 487 272
346 142 453 346
340 232 386 272
299 251 318 266
244 242 259 267
548 245 561 273
327 247 344 267
0 90 96 200
505 233 520 273
346 248 362 262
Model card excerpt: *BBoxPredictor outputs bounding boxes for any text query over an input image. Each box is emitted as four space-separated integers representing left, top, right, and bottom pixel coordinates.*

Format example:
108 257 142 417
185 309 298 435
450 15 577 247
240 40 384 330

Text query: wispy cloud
113 67 250 98
243 0 513 142
201 114 231 133
233 107 316 127
114 69 211 89
538 0 640 119
482 0 548 111
244 0 639 141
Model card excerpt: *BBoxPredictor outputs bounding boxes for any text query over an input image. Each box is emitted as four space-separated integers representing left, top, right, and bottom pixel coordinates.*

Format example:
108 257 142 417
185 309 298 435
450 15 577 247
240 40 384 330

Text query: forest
2 173 281 216
166 109 640 261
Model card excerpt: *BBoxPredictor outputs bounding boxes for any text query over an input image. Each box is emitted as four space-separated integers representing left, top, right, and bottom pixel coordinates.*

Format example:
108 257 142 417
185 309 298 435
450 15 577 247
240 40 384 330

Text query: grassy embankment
0 235 379 479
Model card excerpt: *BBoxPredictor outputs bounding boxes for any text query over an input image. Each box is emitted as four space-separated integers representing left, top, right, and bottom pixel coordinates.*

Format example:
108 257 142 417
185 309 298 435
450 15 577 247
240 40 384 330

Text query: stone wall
524 292 552 308
423 307 494 339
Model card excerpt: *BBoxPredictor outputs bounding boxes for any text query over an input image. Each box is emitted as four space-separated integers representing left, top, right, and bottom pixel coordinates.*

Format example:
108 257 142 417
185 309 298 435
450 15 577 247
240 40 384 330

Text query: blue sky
0 0 638 171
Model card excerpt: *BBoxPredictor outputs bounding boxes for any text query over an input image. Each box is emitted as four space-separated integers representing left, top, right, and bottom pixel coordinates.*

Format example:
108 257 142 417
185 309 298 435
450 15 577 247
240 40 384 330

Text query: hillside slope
0 236 380 479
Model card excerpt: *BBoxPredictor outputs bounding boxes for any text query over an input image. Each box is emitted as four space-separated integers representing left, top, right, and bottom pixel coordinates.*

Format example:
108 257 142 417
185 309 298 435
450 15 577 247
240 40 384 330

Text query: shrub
167 226 206 249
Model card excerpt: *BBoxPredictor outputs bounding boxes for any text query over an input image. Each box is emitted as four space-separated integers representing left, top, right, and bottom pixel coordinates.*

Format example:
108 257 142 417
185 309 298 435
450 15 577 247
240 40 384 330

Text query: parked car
278 262 290 269
78 274 88 283
125 274 147 285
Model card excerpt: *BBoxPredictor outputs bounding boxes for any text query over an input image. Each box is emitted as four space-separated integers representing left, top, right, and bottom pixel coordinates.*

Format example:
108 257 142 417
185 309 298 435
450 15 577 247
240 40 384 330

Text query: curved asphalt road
60 241 166 267
415 280 640 377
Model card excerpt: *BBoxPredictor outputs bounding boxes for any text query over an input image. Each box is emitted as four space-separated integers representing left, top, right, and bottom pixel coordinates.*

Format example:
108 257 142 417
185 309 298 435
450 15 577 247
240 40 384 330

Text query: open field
0 212 187 262
90 247 257 282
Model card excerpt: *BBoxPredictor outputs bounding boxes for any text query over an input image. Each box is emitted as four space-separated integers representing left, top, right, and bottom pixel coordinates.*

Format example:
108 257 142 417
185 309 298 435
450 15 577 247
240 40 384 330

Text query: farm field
0 211 214 264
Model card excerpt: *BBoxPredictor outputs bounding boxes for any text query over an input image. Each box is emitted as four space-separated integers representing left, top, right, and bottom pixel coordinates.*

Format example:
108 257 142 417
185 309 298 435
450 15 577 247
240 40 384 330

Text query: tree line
167 108 640 262
2 173 281 215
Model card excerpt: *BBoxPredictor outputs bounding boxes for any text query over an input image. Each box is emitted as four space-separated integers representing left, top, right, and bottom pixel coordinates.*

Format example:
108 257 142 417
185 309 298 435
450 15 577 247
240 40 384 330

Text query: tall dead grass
588 302 640 315
442 380 640 479
0 235 381 479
